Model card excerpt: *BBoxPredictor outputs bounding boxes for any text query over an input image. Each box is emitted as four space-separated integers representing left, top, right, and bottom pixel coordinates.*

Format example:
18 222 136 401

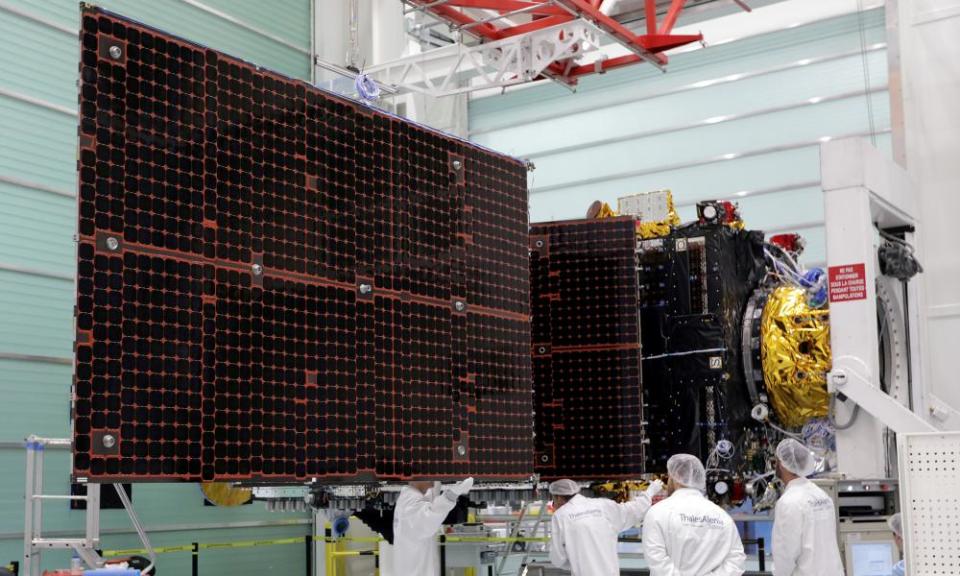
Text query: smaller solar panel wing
530 217 646 479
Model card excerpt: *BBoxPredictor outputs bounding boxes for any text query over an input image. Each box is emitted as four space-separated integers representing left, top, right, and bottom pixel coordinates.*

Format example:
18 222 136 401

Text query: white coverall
642 488 746 576
392 485 457 576
549 493 653 576
772 477 845 576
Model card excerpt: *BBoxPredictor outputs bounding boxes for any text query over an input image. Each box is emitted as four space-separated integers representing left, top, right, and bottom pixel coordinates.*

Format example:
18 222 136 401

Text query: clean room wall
469 8 890 267
891 0 960 427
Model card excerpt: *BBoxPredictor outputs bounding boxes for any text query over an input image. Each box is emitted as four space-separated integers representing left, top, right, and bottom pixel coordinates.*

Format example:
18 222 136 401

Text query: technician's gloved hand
644 479 664 500
444 477 475 501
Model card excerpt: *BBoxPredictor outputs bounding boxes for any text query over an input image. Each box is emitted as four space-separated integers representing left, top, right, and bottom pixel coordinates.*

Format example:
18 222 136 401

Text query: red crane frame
406 0 704 85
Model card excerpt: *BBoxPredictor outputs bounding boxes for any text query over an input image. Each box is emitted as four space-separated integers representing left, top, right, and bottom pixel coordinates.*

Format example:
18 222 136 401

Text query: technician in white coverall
642 454 746 576
772 438 845 576
392 477 474 576
549 478 662 576
888 513 905 576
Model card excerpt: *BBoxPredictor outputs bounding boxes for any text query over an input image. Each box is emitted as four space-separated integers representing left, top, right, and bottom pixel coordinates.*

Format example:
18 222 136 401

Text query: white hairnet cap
548 479 580 496
776 438 817 477
666 454 706 491
888 513 902 537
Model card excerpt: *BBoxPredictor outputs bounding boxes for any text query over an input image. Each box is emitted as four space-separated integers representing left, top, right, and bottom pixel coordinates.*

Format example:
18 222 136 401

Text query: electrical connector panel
530 218 646 479
72 6 532 482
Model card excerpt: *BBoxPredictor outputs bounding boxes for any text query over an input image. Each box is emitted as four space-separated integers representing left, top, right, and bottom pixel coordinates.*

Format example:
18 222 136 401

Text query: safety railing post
22 439 36 576
191 542 199 576
85 483 101 550
758 536 766 572
305 534 312 576
324 525 332 576
439 534 446 575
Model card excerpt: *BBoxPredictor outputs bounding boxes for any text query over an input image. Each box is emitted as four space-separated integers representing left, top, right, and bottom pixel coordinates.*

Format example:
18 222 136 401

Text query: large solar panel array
530 218 646 479
73 7 532 482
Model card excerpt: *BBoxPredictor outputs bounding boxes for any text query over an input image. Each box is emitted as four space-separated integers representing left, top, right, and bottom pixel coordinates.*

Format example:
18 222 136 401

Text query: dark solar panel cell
73 7 531 482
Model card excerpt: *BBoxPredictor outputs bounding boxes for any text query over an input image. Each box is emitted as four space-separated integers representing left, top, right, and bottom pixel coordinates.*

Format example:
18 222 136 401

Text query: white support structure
821 138 958 480
898 432 960 576
23 436 103 576
375 0 885 101
365 19 605 97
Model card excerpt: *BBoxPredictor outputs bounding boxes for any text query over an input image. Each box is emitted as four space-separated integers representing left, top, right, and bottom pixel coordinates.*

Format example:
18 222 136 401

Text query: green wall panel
0 270 74 357
0 360 73 438
0 182 76 275
0 11 76 107
527 93 890 191
200 0 312 53
0 97 76 192
0 1 314 573
477 51 889 158
4 0 311 78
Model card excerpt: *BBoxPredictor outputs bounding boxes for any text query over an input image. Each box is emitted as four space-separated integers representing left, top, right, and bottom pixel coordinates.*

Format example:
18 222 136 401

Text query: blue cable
802 268 828 308
355 73 380 103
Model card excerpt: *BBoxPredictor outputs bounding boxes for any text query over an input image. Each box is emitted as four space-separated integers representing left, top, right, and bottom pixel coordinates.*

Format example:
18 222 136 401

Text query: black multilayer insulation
638 224 766 469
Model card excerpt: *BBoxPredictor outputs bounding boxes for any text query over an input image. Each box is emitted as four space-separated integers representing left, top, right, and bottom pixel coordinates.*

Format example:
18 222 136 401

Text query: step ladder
495 498 550 576
22 436 104 576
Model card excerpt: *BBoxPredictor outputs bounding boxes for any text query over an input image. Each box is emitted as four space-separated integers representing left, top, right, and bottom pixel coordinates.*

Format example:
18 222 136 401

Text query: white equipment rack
898 432 960 576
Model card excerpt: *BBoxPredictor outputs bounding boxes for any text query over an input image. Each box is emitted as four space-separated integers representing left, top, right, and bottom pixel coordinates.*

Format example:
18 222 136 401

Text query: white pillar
371 0 406 65
891 0 960 414
314 1 348 82
823 182 887 479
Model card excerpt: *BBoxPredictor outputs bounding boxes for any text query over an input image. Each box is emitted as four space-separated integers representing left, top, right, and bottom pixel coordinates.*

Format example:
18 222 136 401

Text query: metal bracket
828 357 937 434
927 393 960 428
391 0 703 95
365 20 604 97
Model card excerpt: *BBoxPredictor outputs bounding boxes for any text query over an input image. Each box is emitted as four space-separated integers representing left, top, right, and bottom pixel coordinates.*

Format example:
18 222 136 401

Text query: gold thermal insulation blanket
201 482 253 507
761 287 832 428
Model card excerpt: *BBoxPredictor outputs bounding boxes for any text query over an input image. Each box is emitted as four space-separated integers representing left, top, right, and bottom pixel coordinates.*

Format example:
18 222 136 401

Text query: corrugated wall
0 1 313 573
469 8 890 266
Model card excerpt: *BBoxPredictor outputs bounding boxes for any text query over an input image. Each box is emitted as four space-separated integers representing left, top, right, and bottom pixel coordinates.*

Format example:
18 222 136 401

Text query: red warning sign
829 263 867 302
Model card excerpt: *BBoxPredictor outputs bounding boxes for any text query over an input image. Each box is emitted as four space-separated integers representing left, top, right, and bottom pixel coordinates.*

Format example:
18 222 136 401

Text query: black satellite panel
638 224 766 468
